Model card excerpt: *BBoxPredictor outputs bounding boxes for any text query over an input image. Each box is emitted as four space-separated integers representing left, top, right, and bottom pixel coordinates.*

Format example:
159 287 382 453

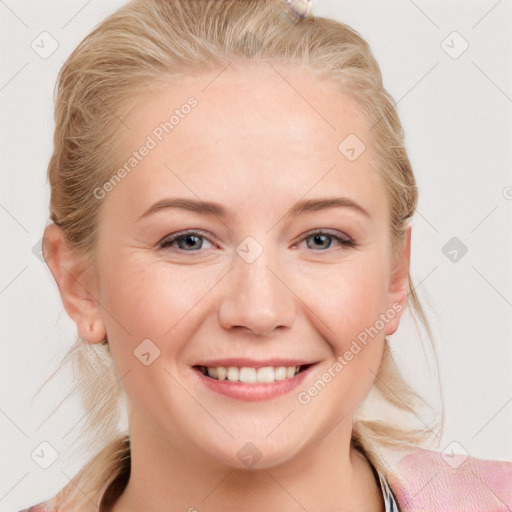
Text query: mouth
191 360 317 401
193 363 313 384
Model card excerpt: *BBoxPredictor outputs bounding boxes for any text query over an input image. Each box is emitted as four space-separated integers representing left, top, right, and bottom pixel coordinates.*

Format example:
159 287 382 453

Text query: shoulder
387 446 512 511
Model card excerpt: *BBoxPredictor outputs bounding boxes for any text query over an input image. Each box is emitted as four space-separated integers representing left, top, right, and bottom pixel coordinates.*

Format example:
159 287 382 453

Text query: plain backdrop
1 0 511 510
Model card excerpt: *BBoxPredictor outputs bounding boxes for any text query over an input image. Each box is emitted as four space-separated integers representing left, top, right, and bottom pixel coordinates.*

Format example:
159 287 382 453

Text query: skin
44 63 411 512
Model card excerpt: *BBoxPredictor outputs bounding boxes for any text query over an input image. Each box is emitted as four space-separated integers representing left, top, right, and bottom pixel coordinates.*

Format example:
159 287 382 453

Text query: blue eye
158 229 356 253
158 231 213 251
298 230 356 251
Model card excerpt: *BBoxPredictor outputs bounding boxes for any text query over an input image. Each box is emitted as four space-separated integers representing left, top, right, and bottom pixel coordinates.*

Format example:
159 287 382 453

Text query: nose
218 246 296 337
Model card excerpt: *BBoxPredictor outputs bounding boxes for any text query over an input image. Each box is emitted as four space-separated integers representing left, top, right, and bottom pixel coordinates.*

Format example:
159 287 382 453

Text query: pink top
388 447 512 511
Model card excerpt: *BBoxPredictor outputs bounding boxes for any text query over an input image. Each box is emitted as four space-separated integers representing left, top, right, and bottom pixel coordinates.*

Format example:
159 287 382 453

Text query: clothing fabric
378 468 401 512
387 447 512 511
17 448 512 512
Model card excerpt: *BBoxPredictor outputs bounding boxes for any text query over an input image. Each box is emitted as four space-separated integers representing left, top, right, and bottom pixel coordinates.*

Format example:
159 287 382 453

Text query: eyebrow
137 196 371 221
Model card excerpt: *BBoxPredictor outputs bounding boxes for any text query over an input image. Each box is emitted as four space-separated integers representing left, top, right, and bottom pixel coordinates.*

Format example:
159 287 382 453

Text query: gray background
1 0 511 510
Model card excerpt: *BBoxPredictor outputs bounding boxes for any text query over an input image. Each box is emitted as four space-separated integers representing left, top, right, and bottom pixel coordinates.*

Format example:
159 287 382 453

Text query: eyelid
157 229 217 250
157 228 356 252
294 228 355 247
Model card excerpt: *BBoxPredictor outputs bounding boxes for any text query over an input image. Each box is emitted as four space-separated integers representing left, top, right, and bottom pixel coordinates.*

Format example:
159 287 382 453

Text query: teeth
227 367 239 381
200 365 302 383
239 367 257 383
274 366 287 380
286 366 296 378
257 366 275 383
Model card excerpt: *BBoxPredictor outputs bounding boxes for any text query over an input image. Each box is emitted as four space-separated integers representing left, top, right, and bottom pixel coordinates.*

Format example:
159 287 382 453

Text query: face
77 63 409 469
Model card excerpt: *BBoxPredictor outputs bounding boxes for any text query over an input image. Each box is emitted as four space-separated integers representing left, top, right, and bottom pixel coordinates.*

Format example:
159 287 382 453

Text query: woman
20 0 511 510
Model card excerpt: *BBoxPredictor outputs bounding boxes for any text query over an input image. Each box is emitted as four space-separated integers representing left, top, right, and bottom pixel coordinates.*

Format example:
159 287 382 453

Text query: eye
157 229 356 253
296 229 356 251
158 230 214 252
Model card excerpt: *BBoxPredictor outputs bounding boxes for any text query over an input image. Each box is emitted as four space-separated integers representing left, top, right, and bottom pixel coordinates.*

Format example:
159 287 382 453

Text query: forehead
106 63 386 221
125 63 369 153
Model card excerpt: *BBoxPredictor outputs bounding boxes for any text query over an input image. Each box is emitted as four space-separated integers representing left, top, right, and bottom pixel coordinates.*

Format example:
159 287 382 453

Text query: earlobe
43 223 106 344
384 223 412 336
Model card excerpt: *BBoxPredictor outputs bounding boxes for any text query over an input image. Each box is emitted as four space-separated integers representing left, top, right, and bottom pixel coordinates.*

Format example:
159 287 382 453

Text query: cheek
302 255 390 347
320 257 391 403
301 272 390 414
97 258 216 405
98 256 220 350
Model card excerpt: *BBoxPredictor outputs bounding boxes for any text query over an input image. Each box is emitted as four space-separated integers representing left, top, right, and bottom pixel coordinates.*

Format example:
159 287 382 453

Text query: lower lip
193 365 316 402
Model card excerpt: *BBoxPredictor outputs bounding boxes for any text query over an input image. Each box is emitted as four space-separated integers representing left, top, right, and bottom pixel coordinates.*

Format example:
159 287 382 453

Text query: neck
108 413 384 512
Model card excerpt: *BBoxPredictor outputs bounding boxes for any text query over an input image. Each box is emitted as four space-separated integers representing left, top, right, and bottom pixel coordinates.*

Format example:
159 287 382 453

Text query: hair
35 0 444 509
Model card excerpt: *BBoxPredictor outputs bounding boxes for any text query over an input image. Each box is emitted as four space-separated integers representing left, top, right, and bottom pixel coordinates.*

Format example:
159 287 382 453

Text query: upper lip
194 358 317 368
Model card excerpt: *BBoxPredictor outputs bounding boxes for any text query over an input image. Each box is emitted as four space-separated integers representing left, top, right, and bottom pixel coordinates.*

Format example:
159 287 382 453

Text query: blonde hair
37 0 443 509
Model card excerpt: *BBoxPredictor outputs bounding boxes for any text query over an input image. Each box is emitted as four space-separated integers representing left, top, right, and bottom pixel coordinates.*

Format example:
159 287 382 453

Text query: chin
199 433 305 471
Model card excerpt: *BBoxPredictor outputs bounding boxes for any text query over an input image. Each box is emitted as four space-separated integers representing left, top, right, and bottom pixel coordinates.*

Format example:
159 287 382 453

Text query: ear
384 222 411 336
43 223 106 344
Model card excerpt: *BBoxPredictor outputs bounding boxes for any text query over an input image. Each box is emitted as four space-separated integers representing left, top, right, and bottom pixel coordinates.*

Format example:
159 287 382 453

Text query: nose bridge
218 239 295 336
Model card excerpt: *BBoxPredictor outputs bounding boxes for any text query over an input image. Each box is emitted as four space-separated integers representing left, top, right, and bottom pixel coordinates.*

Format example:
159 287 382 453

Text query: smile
196 364 310 383
192 360 317 401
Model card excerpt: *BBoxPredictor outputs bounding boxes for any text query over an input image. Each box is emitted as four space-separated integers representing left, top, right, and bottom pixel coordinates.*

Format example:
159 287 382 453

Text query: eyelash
158 229 356 253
